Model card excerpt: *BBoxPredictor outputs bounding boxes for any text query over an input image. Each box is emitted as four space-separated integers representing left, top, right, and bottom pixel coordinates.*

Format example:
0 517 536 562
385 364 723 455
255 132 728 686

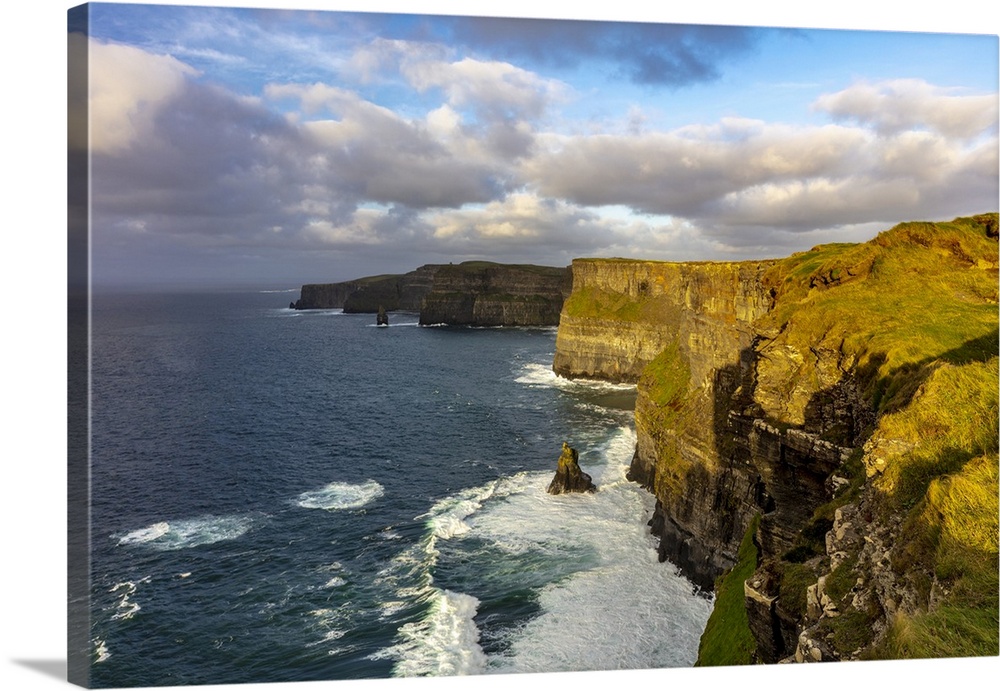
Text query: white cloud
83 34 997 283
87 37 200 154
301 209 390 246
346 37 451 83
523 107 996 236
401 56 567 122
426 193 623 250
813 78 999 139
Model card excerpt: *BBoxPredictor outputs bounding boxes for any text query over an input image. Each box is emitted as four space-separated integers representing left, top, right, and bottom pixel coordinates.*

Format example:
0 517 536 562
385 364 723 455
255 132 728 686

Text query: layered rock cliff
295 262 570 326
294 265 442 311
553 257 778 588
418 262 571 326
295 280 367 310
293 261 572 326
552 259 773 382
554 214 999 664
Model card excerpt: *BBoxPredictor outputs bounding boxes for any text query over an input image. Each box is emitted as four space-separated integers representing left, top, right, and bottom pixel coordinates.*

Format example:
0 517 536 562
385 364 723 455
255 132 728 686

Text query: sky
70 2 999 288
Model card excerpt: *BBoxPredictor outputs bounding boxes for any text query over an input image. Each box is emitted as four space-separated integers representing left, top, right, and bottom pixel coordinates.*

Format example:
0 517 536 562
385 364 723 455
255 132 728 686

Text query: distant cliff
553 214 999 665
294 265 442 311
294 280 366 310
295 261 571 326
419 262 571 326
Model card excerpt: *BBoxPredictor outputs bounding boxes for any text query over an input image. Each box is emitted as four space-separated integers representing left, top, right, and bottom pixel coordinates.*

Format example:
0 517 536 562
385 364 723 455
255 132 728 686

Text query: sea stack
546 442 596 495
376 305 389 326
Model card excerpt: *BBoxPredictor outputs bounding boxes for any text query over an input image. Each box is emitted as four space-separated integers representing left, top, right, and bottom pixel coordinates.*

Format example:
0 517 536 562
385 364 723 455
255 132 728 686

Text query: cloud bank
80 11 999 285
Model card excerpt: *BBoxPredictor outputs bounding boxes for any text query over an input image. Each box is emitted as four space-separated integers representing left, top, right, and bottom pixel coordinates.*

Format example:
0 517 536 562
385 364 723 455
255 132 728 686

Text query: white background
2 1 998 690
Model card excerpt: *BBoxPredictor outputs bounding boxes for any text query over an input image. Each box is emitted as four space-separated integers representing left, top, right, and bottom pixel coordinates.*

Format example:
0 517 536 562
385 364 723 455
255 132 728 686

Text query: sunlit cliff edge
554 214 999 664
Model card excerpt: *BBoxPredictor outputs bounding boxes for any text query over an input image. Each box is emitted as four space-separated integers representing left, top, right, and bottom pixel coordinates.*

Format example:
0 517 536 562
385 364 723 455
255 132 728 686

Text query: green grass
812 218 997 660
779 562 818 620
634 340 697 499
879 453 999 659
562 285 650 322
874 358 999 509
696 514 761 666
721 214 996 661
610 214 997 662
639 340 690 407
438 261 568 278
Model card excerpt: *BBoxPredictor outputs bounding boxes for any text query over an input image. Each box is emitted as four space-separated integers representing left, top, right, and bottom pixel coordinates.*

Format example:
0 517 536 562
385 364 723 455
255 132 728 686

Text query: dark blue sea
87 289 712 687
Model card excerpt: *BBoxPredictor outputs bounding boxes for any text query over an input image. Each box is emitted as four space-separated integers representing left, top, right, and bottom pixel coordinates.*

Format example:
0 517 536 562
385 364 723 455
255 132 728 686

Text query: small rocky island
546 442 596 495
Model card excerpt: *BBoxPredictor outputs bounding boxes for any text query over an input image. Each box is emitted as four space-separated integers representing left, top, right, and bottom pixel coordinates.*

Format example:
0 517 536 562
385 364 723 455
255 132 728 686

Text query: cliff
294 265 442 311
553 258 776 588
343 265 441 312
418 261 571 326
295 262 569 326
553 214 999 664
295 280 368 310
552 259 773 382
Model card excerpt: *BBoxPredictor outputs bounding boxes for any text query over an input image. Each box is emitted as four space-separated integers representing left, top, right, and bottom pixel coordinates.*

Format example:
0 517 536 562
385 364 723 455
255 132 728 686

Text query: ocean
86 289 712 687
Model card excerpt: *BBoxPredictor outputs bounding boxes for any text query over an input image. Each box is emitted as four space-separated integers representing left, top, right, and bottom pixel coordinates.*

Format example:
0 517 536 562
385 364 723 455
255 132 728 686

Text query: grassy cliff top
309 261 567 287
571 256 775 267
434 261 568 276
759 214 998 660
759 214 998 416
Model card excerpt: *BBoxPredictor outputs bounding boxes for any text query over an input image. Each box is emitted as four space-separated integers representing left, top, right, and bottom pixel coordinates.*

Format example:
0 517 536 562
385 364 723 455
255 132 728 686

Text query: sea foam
116 515 253 550
296 479 385 510
471 427 714 673
515 362 637 393
377 590 488 677
370 475 530 674
381 426 713 675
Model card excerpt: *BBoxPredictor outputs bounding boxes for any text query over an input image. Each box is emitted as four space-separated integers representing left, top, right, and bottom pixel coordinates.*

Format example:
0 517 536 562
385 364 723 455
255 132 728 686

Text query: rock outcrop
419 262 571 326
547 442 596 494
553 214 1000 664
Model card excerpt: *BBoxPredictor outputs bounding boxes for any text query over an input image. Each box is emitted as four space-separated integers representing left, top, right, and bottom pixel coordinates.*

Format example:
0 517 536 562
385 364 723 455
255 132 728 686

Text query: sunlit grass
691 214 998 661
880 454 999 659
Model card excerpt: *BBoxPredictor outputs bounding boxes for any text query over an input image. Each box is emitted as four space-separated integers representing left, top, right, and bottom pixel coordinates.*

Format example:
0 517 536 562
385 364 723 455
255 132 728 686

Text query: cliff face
419 262 571 326
552 258 776 588
552 259 773 382
295 262 569 326
343 265 442 312
295 265 443 312
295 281 365 310
553 214 999 664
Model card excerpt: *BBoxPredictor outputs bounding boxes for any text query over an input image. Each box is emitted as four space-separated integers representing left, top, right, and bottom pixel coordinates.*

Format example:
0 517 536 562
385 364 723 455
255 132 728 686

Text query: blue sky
70 1 999 287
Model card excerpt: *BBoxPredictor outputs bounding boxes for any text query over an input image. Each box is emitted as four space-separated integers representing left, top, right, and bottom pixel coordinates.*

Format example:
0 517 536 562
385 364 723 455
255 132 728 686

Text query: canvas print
67 2 999 688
